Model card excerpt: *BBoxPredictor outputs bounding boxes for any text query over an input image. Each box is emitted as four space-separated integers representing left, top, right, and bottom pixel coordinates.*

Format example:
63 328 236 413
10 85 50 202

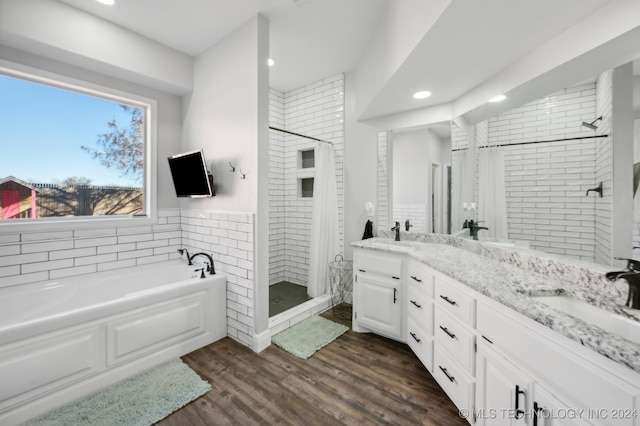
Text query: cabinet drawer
434 276 476 327
407 284 433 333
434 306 475 374
355 249 402 277
407 259 434 296
434 345 474 416
407 317 433 372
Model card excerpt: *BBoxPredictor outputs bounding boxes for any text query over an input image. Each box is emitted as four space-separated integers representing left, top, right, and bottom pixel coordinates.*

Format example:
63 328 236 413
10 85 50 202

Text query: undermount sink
533 295 640 345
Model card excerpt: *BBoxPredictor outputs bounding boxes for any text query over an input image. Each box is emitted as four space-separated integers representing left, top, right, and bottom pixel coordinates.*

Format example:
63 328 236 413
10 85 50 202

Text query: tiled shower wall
488 83 599 261
0 208 255 348
377 131 390 231
268 74 345 287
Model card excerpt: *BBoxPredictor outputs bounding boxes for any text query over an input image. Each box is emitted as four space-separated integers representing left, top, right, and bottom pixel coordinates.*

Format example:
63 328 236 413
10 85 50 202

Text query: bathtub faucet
189 252 216 275
177 248 190 263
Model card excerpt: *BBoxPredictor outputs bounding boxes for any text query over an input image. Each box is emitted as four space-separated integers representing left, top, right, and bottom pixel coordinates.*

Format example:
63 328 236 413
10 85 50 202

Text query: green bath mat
24 359 210 426
272 315 349 359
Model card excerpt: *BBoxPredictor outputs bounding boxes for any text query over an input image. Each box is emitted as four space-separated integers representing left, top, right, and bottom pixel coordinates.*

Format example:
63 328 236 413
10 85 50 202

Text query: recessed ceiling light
96 0 115 4
488 94 506 103
268 58 274 67
412 91 431 99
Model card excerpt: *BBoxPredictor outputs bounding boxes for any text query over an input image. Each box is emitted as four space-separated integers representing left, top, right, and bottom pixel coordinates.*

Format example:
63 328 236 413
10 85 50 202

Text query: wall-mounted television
168 149 215 198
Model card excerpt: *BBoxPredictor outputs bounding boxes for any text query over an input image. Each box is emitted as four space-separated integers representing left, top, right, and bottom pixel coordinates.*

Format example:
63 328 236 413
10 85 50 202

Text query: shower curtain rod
451 134 608 152
269 126 333 145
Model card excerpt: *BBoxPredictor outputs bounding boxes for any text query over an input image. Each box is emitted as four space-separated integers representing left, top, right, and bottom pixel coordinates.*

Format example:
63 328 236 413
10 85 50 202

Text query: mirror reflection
379 59 640 267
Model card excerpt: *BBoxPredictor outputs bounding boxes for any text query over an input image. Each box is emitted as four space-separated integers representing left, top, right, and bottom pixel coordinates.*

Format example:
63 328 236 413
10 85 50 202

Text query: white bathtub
0 260 227 425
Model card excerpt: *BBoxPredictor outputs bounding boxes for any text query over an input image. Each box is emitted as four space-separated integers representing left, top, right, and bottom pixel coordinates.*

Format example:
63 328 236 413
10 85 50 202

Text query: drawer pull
439 325 456 339
393 288 397 304
410 300 422 308
481 335 493 344
515 385 525 419
410 275 422 282
392 276 400 280
439 295 457 305
409 332 421 343
439 365 455 382
533 402 544 426
358 269 366 273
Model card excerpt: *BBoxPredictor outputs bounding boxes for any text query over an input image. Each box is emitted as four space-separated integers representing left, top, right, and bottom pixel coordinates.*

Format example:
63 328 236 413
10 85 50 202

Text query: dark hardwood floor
158 306 467 426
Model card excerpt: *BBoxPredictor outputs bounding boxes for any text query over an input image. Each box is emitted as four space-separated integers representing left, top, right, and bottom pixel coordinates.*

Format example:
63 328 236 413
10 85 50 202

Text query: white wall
181 15 270 341
344 71 379 260
392 128 450 233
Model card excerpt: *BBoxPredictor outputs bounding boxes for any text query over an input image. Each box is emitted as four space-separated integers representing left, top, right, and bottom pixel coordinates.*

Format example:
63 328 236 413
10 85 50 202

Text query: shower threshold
269 293 335 336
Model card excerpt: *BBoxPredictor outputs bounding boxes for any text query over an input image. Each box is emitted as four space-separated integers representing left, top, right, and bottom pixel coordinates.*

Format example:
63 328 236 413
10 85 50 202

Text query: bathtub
0 260 227 425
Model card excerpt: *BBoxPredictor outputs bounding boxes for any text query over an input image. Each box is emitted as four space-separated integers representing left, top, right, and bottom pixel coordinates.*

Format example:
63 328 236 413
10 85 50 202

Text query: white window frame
0 60 158 233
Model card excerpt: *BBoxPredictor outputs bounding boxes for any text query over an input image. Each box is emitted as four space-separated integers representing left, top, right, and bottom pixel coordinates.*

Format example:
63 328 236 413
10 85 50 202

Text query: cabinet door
355 272 402 339
532 385 592 426
476 340 531 426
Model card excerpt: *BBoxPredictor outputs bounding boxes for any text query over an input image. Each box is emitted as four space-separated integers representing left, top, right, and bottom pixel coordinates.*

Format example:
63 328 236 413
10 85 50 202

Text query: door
476 339 531 426
532 385 592 426
355 272 402 339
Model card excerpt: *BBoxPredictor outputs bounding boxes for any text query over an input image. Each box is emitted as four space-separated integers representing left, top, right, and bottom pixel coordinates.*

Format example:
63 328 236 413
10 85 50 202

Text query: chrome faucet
391 221 401 241
188 252 216 275
468 220 488 240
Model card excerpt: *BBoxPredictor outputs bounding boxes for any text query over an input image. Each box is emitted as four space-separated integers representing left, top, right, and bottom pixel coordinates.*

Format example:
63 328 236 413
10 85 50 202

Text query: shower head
581 116 603 130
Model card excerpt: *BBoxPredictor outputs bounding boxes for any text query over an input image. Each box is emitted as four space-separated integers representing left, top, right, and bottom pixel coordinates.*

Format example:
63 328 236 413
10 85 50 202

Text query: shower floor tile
269 281 310 317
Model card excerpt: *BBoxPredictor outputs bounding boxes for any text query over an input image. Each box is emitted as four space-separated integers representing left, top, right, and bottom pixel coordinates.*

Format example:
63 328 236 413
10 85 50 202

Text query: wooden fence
32 184 143 217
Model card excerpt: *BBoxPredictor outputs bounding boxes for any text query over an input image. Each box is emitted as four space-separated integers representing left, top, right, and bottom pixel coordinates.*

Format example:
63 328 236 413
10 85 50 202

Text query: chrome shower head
581 116 602 130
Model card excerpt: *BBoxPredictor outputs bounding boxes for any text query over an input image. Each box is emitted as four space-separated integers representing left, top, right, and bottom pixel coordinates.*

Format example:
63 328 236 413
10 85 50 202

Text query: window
300 149 315 169
0 66 156 226
300 178 314 198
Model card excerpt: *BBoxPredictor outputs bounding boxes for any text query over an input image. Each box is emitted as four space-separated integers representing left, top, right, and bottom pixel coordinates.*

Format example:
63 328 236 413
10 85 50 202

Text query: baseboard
253 329 271 353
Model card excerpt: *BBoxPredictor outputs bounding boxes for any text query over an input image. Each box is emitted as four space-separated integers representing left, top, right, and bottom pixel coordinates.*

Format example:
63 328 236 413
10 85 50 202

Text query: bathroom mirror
447 59 640 266
377 58 639 266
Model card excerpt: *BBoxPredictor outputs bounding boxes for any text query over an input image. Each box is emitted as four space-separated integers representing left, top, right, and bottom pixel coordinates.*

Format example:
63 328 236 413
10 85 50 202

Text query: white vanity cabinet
352 248 404 341
477 297 640 426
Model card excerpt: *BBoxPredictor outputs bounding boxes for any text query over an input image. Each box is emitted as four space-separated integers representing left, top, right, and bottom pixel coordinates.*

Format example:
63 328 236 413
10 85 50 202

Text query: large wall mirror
377 59 640 267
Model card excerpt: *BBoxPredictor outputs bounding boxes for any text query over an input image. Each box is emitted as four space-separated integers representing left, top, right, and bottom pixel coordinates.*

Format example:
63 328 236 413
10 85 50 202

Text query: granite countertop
352 237 640 374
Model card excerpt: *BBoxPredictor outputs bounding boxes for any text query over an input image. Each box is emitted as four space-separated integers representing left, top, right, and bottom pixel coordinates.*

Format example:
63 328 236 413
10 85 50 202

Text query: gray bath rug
272 315 349 359
24 358 210 426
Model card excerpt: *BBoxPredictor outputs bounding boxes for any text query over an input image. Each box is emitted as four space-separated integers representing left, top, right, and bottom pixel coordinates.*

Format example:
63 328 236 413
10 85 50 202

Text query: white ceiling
56 0 632 126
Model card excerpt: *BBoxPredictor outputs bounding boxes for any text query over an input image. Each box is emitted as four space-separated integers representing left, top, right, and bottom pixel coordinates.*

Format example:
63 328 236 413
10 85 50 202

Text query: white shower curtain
451 150 469 232
478 147 508 240
307 143 339 298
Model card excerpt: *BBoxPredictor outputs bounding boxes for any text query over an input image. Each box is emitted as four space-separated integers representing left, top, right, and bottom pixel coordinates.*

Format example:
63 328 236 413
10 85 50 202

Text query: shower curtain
307 143 339 298
451 150 469 232
478 147 508 240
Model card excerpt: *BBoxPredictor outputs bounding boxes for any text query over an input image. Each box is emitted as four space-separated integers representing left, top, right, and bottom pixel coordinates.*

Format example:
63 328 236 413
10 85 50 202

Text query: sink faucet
188 252 216 275
391 221 401 241
605 270 640 309
468 220 488 240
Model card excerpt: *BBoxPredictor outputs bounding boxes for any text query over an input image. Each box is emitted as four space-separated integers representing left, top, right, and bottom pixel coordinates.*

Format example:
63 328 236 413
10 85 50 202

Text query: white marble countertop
352 237 640 373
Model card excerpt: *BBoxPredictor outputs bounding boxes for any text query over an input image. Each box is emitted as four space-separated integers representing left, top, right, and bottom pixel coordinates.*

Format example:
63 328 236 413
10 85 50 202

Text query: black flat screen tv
168 149 214 198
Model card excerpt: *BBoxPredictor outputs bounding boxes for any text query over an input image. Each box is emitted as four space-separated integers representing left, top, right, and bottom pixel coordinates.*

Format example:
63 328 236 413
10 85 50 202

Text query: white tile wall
393 204 426 233
268 74 345 287
180 209 255 348
0 208 183 288
487 83 600 261
377 131 390 231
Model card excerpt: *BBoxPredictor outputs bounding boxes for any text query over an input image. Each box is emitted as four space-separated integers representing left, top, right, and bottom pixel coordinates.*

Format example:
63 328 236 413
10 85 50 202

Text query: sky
0 74 143 187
